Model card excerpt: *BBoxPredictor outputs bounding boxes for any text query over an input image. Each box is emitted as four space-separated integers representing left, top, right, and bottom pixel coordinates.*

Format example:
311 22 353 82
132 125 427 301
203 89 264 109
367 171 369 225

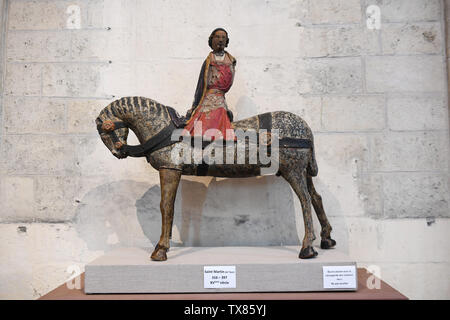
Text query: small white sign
323 265 357 289
204 266 236 289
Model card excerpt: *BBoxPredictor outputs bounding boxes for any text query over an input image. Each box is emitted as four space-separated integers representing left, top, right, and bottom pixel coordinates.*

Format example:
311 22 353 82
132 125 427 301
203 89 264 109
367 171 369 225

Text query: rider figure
183 28 236 141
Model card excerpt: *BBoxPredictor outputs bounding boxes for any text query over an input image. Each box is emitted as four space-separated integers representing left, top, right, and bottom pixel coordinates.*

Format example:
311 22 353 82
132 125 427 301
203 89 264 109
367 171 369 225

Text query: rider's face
211 30 227 52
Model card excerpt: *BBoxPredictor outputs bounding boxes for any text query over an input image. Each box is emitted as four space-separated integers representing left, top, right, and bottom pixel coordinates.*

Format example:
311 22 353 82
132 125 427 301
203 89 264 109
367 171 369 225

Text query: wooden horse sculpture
96 97 336 261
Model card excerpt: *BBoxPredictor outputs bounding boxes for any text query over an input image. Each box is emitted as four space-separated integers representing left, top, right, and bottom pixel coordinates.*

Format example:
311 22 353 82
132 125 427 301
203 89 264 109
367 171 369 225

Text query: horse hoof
320 238 337 249
299 246 318 259
150 247 168 261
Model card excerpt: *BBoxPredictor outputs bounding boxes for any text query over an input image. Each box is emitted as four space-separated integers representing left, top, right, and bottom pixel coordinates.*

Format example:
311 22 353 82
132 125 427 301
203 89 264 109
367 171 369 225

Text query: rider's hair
208 28 229 49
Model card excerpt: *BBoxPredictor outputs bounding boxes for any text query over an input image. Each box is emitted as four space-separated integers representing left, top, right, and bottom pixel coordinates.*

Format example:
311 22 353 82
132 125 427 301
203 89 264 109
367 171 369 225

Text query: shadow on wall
74 175 338 251
136 176 301 247
311 177 349 254
71 177 350 254
73 180 154 252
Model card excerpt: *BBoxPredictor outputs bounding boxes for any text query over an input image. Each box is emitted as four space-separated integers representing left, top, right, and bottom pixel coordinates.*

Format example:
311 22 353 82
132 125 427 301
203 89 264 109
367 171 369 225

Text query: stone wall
0 0 449 299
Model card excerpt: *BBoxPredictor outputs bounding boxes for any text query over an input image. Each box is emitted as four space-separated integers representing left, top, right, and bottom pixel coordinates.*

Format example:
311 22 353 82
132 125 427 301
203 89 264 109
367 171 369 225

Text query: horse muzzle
112 142 128 159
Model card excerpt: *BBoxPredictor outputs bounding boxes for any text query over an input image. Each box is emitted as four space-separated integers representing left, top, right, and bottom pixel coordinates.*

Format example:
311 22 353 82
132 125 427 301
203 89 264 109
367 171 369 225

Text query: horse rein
97 119 178 158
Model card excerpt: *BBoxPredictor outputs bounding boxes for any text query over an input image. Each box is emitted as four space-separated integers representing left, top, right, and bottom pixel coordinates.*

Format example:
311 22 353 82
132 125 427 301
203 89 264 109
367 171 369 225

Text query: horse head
96 117 129 159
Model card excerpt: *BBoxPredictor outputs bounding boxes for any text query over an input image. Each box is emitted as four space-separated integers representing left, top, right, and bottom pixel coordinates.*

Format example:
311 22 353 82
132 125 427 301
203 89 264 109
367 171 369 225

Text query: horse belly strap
278 137 312 149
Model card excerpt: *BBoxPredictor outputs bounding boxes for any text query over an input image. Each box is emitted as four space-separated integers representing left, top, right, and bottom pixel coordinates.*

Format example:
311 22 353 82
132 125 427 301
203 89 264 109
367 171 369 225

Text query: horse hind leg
281 168 318 259
306 175 336 249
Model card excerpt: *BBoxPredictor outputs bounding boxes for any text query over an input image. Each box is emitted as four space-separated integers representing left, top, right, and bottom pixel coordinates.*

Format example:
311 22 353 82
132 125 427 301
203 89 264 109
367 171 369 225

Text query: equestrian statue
95 28 336 261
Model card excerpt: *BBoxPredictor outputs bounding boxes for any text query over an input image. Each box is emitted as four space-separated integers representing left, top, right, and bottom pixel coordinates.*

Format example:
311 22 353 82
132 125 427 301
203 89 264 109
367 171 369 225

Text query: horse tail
307 144 318 177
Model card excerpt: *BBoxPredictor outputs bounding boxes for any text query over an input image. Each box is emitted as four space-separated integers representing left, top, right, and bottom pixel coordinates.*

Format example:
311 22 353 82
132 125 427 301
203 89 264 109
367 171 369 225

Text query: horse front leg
151 168 182 261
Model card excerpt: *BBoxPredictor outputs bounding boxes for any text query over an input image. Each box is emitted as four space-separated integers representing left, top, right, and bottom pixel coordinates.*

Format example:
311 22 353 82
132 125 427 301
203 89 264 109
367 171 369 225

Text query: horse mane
98 97 170 122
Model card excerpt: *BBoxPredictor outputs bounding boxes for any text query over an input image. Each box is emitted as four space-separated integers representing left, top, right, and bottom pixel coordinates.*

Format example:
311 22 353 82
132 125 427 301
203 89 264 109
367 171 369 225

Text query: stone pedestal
85 246 358 294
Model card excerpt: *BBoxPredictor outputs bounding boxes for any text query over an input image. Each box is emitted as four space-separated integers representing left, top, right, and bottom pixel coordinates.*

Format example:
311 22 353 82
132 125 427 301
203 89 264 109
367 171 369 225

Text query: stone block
387 95 448 131
232 24 301 59
322 95 385 131
298 26 380 57
344 217 450 265
135 24 211 61
315 134 369 174
8 0 67 30
0 0 3 27
309 0 361 24
358 173 384 217
133 59 207 108
362 0 441 23
156 0 231 29
0 176 34 222
70 136 157 178
83 0 105 29
4 63 41 96
67 99 111 133
365 56 445 93
134 0 164 29
1 135 72 175
448 20 450 53
381 22 442 55
382 172 449 219
34 176 74 222
42 63 108 97
3 96 65 134
33 175 124 223
101 62 136 98
8 0 105 30
71 29 134 62
241 94 322 132
0 0 3 92
0 59 3 94
230 0 305 27
369 132 449 171
447 0 450 20
0 96 2 133
6 31 70 62
235 57 299 99
298 57 363 94
313 172 379 218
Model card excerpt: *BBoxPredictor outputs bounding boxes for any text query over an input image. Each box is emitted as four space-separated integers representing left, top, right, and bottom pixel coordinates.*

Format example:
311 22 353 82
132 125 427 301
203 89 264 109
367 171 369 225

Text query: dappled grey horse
96 96 336 261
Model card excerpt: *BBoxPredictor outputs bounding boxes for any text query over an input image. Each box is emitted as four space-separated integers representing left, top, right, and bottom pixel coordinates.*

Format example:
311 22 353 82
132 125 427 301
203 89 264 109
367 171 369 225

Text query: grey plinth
84 246 358 294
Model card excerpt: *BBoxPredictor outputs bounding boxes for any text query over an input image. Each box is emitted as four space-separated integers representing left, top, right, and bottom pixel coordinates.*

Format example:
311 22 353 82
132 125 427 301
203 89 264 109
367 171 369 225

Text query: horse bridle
97 119 178 158
97 120 128 149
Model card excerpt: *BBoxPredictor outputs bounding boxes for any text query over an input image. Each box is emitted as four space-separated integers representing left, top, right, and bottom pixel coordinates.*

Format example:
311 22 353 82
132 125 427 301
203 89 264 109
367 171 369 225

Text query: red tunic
184 53 236 141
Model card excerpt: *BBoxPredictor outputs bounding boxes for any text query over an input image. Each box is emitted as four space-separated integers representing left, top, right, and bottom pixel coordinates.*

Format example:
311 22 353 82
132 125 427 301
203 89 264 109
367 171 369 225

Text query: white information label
323 265 357 289
204 266 236 289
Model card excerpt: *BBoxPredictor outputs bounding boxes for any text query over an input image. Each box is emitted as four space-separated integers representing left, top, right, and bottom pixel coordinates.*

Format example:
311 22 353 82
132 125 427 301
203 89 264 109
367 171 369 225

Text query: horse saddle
178 112 312 150
128 108 311 159
166 106 234 128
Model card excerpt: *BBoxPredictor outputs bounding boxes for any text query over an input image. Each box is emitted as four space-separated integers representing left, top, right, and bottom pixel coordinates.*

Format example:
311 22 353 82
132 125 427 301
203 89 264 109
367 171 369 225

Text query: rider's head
209 28 229 52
